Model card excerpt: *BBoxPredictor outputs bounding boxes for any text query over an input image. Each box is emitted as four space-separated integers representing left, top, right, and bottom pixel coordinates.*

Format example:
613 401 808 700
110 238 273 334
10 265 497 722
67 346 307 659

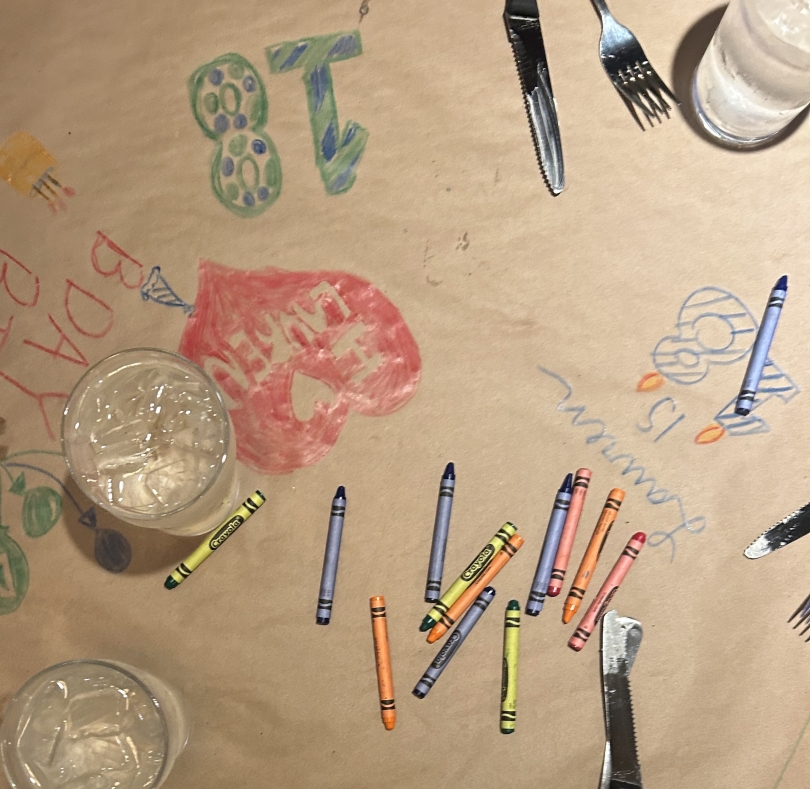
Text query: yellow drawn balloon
636 371 665 393
695 422 726 445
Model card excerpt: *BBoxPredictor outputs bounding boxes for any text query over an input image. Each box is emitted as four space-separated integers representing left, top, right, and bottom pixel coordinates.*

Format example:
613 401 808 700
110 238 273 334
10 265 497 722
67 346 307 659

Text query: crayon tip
561 473 573 493
524 607 539 617
561 609 575 625
426 631 441 644
507 599 520 610
335 486 346 499
412 689 426 699
632 532 647 543
383 718 396 731
734 406 751 416
443 462 455 479
316 617 330 625
547 586 561 597
164 576 178 590
568 640 584 652
501 729 515 734
776 274 788 291
419 616 436 632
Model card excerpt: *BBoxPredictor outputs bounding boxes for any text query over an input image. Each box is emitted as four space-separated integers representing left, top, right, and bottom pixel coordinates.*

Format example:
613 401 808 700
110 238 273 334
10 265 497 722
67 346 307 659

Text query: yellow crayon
500 600 520 734
164 491 265 589
420 522 517 631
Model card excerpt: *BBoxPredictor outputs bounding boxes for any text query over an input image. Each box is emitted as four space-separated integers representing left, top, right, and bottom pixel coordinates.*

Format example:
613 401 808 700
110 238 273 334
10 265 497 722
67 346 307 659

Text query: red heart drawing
179 261 421 474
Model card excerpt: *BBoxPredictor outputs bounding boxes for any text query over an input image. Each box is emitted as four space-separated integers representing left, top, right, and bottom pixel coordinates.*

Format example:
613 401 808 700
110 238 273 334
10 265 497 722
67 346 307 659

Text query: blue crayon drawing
713 360 800 436
651 287 757 386
539 366 706 561
267 31 368 195
637 286 800 444
140 267 195 315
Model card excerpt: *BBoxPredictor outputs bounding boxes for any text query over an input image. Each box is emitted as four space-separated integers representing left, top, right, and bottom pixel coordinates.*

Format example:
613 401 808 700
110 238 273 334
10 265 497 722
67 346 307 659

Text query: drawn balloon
0 525 29 615
21 486 63 538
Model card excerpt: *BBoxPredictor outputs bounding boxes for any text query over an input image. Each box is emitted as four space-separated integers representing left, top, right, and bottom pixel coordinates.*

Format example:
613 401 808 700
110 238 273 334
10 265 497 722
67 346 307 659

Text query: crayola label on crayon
432 631 462 668
461 545 496 581
502 658 509 702
209 516 246 549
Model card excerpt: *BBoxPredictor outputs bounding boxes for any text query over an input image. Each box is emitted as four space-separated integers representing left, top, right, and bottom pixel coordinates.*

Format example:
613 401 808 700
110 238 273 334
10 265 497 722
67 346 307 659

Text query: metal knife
744 501 810 559
503 0 565 195
600 610 643 789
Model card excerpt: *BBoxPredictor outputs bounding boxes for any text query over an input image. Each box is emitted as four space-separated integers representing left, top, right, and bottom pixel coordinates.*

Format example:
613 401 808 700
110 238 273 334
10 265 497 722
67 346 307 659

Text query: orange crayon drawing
0 132 74 212
636 371 665 392
694 422 726 444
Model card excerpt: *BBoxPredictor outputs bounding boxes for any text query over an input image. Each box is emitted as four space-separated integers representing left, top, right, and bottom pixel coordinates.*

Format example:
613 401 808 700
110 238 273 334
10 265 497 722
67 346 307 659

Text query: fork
590 0 678 130
788 592 810 640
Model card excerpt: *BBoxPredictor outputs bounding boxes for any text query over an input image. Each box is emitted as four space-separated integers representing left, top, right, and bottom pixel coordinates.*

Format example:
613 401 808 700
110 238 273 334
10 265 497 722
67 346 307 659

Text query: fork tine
644 70 675 116
615 71 656 128
615 90 648 131
792 604 810 629
799 619 810 637
789 591 810 623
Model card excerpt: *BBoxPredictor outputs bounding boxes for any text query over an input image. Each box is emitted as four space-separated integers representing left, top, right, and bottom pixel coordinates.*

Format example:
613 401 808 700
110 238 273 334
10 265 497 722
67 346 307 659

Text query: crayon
370 596 396 730
164 491 266 589
568 532 645 651
425 463 456 603
548 468 591 597
427 534 524 643
735 275 788 416
413 587 496 699
562 488 625 624
316 486 347 625
500 600 520 734
525 474 573 616
420 522 517 631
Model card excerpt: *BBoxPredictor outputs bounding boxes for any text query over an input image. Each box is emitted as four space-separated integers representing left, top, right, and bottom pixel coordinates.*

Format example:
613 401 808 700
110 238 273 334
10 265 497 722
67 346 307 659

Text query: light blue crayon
735 275 788 416
525 473 572 616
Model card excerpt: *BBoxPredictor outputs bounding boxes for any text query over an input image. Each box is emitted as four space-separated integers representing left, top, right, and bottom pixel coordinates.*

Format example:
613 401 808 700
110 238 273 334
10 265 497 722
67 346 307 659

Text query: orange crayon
370 596 396 730
561 488 624 625
427 534 524 644
548 469 591 597
568 532 645 651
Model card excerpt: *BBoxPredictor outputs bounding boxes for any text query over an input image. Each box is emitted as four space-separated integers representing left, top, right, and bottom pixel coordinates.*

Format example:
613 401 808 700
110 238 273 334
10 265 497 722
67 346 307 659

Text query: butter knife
503 0 565 195
745 500 810 559
600 610 643 789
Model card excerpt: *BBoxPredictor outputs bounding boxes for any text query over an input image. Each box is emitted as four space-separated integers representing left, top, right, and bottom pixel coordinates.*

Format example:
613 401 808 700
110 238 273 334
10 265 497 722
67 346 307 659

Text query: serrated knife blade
744 501 810 559
600 610 643 789
503 0 565 195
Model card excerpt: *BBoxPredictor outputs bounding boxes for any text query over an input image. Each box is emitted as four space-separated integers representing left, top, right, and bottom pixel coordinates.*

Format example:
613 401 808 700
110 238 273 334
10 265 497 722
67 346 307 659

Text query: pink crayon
568 532 645 652
547 468 591 597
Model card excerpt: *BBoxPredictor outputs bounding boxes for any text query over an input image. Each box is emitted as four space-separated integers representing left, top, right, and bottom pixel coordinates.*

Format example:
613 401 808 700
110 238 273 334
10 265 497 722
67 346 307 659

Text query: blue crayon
316 486 346 624
425 463 456 603
412 586 496 699
525 473 573 616
735 275 788 416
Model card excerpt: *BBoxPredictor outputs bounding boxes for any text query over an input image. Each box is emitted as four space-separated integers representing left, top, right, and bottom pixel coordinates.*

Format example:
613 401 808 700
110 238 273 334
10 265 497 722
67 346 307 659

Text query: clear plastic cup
0 660 190 789
692 0 810 146
62 348 238 536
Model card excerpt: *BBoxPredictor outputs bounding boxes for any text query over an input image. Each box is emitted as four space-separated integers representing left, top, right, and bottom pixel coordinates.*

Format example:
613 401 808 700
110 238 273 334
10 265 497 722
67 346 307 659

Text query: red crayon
568 532 645 652
548 468 591 597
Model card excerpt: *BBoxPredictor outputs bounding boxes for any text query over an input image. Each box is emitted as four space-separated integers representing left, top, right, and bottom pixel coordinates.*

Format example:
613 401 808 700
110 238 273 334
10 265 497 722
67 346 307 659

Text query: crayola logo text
461 546 495 582
209 516 246 549
433 631 462 668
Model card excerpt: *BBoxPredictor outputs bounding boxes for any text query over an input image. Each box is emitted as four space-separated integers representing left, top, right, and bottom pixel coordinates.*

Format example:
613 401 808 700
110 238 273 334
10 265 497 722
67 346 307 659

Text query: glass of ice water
0 660 190 789
62 348 238 536
692 0 810 146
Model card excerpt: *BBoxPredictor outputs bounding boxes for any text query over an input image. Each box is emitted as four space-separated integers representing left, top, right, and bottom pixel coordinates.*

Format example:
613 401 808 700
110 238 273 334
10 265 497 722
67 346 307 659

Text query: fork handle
590 0 611 19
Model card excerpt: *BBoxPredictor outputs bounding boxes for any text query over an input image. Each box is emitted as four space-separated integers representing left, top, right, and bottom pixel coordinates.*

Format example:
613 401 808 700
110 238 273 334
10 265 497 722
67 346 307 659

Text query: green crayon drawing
189 54 282 217
267 31 368 195
0 525 28 614
0 447 133 615
21 486 63 538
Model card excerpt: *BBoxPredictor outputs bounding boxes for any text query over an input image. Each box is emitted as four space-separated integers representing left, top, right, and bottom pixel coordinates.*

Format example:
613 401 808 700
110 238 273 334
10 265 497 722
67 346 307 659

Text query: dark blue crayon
525 474 572 616
425 463 456 603
736 275 788 416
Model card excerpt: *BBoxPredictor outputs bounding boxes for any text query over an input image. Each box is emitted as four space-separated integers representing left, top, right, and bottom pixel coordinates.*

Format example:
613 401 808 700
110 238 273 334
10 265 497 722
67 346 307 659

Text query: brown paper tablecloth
2 0 810 787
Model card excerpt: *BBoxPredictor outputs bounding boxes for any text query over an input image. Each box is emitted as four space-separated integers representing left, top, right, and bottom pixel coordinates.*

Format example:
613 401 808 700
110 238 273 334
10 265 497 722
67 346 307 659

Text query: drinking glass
0 660 190 789
692 0 810 146
62 348 238 536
